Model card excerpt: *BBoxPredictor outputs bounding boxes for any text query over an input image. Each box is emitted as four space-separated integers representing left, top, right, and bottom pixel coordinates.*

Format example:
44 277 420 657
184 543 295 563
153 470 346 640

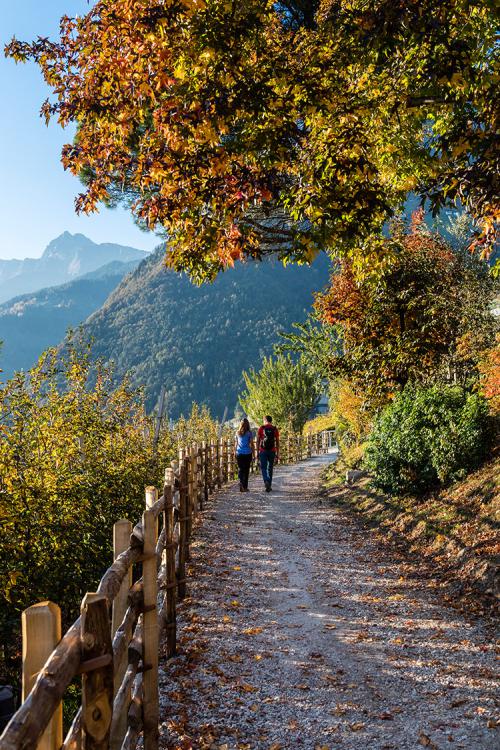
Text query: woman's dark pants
237 453 252 489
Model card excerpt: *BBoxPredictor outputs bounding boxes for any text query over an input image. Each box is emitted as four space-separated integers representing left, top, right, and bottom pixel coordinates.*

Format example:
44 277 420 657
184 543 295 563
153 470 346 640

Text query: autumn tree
6 0 498 281
315 211 498 401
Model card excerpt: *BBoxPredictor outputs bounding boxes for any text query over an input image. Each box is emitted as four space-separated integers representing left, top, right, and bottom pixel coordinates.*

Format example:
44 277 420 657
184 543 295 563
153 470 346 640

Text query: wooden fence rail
0 431 333 750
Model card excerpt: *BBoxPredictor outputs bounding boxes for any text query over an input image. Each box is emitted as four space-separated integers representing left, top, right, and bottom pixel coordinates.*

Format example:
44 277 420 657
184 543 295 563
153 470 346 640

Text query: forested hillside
79 249 331 418
0 260 140 380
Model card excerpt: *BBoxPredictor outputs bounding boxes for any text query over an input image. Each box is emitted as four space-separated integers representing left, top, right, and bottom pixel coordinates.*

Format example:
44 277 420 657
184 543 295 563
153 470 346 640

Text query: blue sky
0 1 158 259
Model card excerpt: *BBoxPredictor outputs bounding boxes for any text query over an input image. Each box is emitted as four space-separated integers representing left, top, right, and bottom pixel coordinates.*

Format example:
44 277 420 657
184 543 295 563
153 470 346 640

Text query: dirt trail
158 455 498 750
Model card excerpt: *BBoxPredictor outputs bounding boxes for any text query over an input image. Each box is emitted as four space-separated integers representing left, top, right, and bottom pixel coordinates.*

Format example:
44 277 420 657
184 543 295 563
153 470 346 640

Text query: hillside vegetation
0 261 139 380
79 249 331 418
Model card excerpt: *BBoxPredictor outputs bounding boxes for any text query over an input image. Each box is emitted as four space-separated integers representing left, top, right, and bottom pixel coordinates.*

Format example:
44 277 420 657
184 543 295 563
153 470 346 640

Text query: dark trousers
259 450 275 485
237 453 252 489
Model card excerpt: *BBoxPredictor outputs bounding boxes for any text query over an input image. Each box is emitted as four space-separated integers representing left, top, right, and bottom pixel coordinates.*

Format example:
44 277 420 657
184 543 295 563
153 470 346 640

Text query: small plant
366 385 491 494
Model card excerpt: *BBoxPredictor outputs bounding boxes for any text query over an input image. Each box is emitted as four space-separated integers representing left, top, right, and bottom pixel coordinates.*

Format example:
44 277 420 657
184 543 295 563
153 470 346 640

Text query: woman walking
234 418 254 492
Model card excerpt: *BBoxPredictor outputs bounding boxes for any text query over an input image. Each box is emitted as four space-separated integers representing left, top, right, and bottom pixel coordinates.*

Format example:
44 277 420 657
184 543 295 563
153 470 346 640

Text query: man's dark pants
237 453 252 489
259 450 275 486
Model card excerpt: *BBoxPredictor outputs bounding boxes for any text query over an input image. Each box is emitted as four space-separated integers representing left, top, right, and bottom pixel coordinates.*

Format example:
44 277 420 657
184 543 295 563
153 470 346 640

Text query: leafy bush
366 386 491 494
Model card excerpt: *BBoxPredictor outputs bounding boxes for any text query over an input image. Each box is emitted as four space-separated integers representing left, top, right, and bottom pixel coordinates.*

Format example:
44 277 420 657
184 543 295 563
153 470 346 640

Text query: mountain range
0 232 148 303
0 233 331 418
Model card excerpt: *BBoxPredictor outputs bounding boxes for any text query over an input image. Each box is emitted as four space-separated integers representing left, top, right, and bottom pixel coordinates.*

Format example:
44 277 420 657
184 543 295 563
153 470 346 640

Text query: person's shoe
265 481 271 492
244 487 250 492
239 483 244 492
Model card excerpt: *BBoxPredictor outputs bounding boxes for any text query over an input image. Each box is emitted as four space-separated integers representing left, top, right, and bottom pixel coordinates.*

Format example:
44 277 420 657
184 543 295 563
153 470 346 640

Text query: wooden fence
0 431 331 750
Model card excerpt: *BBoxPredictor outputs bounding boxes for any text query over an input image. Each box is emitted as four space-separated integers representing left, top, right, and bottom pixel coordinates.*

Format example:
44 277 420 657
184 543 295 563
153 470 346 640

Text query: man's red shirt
257 424 279 452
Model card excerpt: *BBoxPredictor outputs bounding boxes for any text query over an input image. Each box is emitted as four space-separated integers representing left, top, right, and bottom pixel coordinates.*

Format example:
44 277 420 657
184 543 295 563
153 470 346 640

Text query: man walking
257 415 280 492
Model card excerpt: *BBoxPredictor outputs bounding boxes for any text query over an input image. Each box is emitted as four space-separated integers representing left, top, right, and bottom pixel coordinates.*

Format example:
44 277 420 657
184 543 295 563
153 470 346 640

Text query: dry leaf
240 682 258 693
418 733 437 748
349 722 365 731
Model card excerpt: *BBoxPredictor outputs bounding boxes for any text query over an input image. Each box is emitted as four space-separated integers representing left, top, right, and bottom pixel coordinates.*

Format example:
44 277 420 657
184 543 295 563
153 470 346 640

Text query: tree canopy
6 0 498 281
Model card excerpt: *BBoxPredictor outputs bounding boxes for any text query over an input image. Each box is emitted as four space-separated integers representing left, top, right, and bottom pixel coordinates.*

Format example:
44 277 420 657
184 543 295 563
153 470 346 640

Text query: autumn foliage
316 212 497 401
478 333 500 415
5 0 498 280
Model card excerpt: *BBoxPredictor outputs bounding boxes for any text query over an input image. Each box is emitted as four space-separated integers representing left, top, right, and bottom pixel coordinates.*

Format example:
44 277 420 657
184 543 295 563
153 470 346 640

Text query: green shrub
366 386 491 494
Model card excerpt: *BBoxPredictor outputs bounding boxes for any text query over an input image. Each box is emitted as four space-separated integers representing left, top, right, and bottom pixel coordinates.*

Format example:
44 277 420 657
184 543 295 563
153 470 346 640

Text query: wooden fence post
162 472 177 658
202 442 209 506
142 506 159 750
145 487 157 510
22 602 62 750
214 440 220 488
110 519 133 750
111 520 132 643
81 593 113 750
224 439 229 482
177 458 188 600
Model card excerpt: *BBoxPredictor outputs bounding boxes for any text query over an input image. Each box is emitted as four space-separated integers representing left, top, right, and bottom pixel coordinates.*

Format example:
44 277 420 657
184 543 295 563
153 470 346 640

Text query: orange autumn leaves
5 0 499 282
315 213 497 402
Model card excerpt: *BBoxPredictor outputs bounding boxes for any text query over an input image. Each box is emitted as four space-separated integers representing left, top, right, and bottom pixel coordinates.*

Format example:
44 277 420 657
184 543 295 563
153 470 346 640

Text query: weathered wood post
142 505 159 750
22 602 63 750
81 593 113 750
208 440 215 492
112 520 133 643
162 469 177 658
195 444 202 510
185 449 194 554
202 441 209 506
219 438 226 484
110 519 133 750
215 440 222 489
177 456 188 600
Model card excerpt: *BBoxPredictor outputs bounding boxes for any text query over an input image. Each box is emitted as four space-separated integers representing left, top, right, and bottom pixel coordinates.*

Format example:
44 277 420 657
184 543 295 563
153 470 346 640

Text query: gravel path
158 454 498 750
